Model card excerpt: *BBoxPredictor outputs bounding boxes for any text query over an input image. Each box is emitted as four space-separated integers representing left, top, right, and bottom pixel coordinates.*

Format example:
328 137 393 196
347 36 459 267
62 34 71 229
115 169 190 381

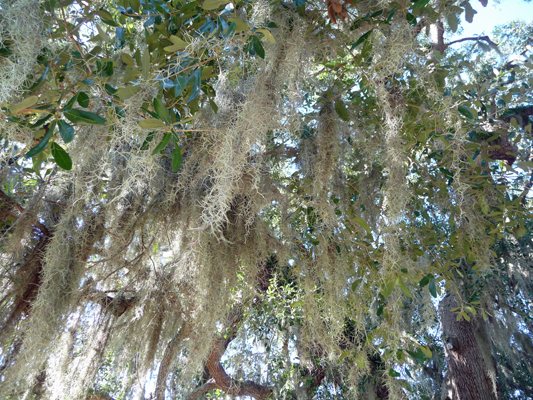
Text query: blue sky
461 0 533 37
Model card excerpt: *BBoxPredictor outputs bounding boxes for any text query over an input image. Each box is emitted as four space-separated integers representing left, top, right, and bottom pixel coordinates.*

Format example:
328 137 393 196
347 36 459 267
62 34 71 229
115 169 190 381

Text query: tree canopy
0 0 532 399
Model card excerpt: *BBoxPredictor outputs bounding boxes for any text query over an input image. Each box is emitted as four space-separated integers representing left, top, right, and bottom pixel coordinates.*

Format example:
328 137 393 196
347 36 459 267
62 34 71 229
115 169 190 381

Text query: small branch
446 35 497 49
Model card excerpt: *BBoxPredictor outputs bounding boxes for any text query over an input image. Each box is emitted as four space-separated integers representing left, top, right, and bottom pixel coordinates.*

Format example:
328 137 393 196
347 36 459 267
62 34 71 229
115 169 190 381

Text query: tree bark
154 324 191 400
439 294 501 400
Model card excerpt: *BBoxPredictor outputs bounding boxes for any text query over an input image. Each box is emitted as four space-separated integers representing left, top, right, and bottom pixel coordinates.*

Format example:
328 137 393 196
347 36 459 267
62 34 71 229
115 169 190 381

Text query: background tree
0 0 532 399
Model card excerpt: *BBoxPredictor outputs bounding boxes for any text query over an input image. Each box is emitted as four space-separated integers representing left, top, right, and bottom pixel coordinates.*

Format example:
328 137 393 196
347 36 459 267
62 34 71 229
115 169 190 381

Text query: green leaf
202 0 229 10
351 30 373 50
58 120 75 143
252 35 265 59
64 109 106 125
389 368 401 377
140 131 155 150
464 1 477 23
228 18 249 33
24 124 54 158
405 13 417 26
77 92 89 108
419 274 432 287
116 86 141 100
412 0 430 8
352 216 371 235
51 142 72 170
187 69 202 103
63 94 79 112
398 278 412 298
172 146 182 172
428 278 437 298
335 99 350 122
339 350 351 363
164 35 188 52
129 0 141 12
419 345 432 359
138 119 167 129
11 96 38 114
175 76 187 97
458 104 474 119
446 12 458 33
381 277 396 297
209 99 218 114
256 28 275 43
142 47 151 80
151 133 171 155
153 98 171 124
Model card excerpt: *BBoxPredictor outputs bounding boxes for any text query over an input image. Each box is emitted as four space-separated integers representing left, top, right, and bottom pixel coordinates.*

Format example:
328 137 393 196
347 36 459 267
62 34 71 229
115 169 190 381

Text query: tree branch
154 324 192 400
446 35 497 49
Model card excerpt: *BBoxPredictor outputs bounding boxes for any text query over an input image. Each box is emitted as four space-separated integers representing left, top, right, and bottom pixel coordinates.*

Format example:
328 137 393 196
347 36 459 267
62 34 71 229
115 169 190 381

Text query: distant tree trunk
439 294 500 400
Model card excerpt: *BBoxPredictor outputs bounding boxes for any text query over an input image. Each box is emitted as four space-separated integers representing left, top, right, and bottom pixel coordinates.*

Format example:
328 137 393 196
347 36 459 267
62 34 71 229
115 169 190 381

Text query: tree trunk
439 294 500 400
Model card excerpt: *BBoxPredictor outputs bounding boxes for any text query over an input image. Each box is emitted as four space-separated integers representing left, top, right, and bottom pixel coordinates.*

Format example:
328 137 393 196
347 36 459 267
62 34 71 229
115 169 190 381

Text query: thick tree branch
154 324 192 400
186 379 219 400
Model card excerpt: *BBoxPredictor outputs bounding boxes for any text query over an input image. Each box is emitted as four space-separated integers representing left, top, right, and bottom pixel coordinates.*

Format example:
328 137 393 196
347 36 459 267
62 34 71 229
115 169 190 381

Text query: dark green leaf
58 120 75 143
64 109 107 125
24 124 55 158
429 278 437 298
412 0 430 8
209 99 218 114
351 30 373 50
419 274 432 287
252 35 265 59
406 13 417 26
51 142 72 170
175 76 187 97
187 69 202 103
140 132 155 150
63 93 79 112
77 92 89 108
153 98 171 124
458 104 475 119
172 146 182 172
151 133 171 155
335 99 350 122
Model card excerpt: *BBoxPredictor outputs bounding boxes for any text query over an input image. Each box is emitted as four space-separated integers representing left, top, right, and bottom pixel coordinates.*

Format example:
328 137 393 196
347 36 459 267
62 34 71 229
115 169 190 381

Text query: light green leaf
398 278 413 299
121 53 136 67
339 350 351 363
419 345 432 359
352 216 371 235
202 0 229 10
138 119 167 129
164 35 188 52
256 28 275 43
11 96 38 114
447 12 458 33
116 86 142 100
228 18 249 33
142 47 151 80
96 24 111 43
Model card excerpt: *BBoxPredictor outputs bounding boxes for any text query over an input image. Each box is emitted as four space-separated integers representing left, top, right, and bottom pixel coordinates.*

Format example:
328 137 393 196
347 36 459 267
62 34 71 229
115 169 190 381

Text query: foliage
0 0 532 399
